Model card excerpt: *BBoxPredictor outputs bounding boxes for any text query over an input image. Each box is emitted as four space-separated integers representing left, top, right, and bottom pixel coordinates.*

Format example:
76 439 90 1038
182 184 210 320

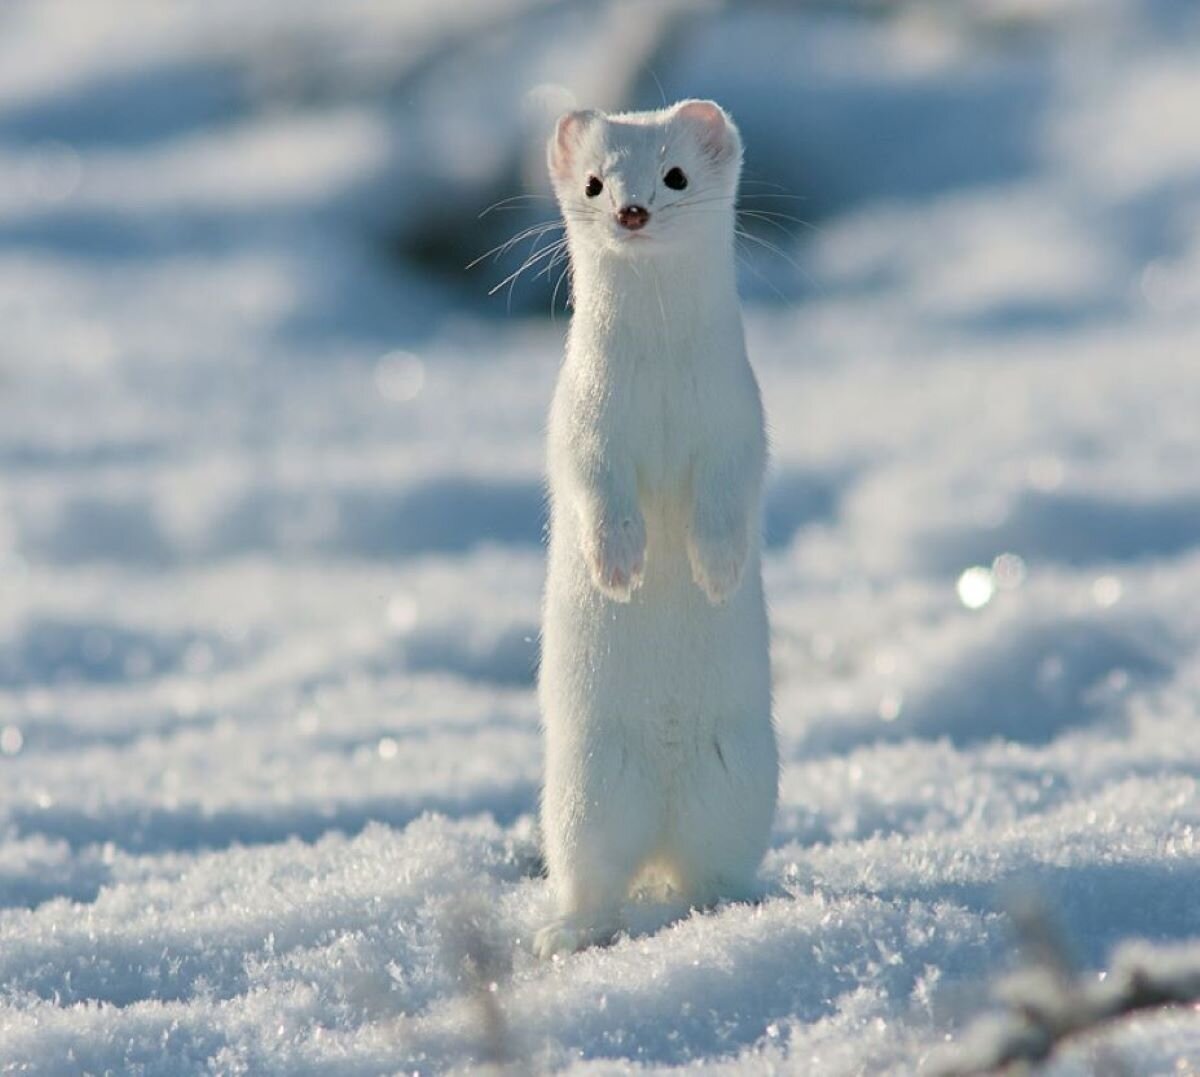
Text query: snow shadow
0 60 243 148
926 488 1200 571
212 476 547 561
0 438 165 471
1 1023 233 1077
25 495 175 567
1 915 265 1010
22 476 547 566
309 712 537 758
0 851 113 910
0 825 534 1017
426 894 994 1070
8 786 537 857
763 466 843 549
803 616 1172 753
0 617 229 688
947 295 1122 336
22 466 842 569
0 711 222 757
401 624 540 688
680 14 1053 221
900 616 1171 746
0 208 281 262
871 860 1200 971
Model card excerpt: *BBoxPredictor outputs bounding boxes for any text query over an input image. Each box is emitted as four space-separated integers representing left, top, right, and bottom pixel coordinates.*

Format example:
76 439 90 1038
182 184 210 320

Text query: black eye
585 175 603 198
663 166 687 191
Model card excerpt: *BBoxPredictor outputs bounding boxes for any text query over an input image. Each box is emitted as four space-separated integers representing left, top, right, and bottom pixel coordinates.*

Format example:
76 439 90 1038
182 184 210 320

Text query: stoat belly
540 491 770 747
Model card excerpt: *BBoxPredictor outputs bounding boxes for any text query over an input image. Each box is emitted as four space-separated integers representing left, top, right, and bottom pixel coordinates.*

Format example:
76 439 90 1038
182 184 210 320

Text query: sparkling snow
1 1 1199 1073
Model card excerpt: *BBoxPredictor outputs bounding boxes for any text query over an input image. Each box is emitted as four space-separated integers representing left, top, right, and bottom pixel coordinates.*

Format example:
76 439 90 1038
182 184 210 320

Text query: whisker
738 208 812 227
481 204 554 214
738 191 809 202
739 175 808 199
478 193 555 219
661 196 821 240
551 261 572 320
735 227 802 272
466 219 564 270
737 208 821 239
660 193 735 212
738 210 796 240
533 241 570 282
488 240 570 299
735 228 819 292
647 66 669 110
735 247 787 302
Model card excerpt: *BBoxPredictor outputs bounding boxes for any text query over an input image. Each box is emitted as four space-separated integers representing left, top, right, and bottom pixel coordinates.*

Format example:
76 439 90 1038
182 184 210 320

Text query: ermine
535 99 778 958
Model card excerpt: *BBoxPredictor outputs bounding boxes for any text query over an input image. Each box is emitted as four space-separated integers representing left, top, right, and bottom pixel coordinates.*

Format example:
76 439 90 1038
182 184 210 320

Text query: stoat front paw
533 916 619 959
687 522 748 605
585 513 646 602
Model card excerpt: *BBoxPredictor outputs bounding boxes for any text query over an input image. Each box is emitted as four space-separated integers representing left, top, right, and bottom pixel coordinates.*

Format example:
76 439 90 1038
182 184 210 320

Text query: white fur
535 101 778 958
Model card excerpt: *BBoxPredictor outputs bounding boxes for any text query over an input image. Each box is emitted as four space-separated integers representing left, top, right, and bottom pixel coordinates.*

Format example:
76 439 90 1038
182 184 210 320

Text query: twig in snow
933 906 1200 1076
441 897 523 1073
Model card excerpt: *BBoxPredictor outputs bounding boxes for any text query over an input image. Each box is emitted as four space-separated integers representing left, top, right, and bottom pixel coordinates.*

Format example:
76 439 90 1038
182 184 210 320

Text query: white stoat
535 100 778 958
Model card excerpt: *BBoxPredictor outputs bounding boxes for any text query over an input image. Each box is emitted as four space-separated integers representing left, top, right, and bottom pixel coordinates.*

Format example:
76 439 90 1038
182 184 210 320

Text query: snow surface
2 1 1200 1073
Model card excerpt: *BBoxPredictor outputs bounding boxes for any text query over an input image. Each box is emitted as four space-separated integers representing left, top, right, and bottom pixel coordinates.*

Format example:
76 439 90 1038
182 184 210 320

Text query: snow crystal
2 0 1199 1073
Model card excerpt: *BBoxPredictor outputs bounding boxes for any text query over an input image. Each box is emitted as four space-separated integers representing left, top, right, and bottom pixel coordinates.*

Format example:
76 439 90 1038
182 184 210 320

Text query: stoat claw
687 524 748 605
585 513 646 602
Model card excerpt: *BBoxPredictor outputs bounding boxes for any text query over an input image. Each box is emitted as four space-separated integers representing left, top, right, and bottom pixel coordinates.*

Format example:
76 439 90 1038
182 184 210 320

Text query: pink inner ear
675 100 730 157
549 110 592 181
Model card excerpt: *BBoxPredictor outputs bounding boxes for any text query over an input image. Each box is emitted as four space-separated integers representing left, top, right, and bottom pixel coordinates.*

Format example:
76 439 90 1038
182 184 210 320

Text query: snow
2 0 1199 1073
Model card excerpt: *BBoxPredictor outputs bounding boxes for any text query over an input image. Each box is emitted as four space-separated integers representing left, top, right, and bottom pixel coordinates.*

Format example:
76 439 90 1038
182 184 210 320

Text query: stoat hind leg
664 730 775 912
536 738 659 958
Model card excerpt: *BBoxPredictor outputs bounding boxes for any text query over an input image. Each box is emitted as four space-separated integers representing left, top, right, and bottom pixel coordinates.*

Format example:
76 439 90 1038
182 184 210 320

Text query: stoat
535 100 778 958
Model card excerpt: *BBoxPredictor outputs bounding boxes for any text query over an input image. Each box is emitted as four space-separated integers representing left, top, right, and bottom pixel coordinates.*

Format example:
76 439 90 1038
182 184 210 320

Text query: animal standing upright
536 100 778 958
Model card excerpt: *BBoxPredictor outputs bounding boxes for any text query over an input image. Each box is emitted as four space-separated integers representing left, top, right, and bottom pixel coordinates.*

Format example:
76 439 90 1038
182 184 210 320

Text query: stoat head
547 100 742 258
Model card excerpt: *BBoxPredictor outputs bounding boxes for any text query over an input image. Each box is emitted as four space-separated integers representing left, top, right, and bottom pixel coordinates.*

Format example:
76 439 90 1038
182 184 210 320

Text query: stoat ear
548 109 600 182
674 99 739 163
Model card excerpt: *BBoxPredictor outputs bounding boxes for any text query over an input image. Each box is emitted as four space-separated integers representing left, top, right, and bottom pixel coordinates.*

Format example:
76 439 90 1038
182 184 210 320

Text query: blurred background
3 0 1198 585
2 2 1200 1071
8 0 1195 339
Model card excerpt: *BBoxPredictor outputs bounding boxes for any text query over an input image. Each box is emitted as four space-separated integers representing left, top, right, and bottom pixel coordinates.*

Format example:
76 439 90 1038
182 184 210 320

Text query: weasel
535 99 778 958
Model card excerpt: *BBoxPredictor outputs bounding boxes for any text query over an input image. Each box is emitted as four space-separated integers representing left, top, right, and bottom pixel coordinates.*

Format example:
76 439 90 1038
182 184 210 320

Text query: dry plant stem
938 949 1200 1076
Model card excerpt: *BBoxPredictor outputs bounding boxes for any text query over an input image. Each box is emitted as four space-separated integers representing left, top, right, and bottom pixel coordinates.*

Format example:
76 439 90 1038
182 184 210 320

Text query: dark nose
616 204 650 231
